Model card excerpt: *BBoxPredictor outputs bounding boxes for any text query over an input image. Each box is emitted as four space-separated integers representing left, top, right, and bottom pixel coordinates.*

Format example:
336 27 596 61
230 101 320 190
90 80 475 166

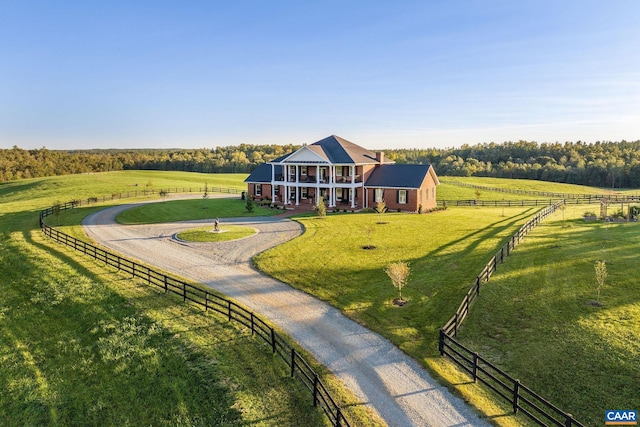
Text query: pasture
458 205 640 426
0 171 332 426
3 171 636 426
254 179 640 426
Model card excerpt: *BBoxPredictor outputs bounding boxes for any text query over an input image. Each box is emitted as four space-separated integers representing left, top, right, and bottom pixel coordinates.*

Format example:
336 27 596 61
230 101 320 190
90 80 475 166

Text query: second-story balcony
275 173 363 184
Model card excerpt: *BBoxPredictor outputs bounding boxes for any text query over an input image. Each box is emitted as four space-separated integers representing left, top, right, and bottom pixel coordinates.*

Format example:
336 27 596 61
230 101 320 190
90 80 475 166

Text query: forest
2 140 640 188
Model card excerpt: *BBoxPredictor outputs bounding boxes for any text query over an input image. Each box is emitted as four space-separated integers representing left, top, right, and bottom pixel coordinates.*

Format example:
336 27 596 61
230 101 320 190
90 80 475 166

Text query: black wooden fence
77 186 241 204
438 196 640 207
439 201 586 426
39 201 350 427
441 179 640 201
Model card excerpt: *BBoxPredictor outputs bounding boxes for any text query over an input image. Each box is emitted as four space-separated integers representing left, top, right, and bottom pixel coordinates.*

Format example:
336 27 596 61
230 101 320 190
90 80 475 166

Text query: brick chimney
375 151 384 164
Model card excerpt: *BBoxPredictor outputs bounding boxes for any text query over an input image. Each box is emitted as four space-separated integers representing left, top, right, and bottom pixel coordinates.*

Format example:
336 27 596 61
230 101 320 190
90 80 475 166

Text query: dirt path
83 201 489 427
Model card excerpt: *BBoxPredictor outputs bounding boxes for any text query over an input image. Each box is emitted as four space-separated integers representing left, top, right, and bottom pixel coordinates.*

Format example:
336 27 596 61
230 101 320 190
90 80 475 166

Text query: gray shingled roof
364 164 432 188
244 163 282 183
309 135 379 164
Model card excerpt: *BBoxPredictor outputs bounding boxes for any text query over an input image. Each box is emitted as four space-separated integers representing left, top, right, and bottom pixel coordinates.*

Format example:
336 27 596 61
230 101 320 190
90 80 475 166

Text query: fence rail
440 179 640 201
439 201 586 427
438 196 640 207
39 201 350 427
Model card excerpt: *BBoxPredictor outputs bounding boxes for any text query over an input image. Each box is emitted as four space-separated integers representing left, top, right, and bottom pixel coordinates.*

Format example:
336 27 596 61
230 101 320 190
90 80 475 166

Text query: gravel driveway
83 200 489 427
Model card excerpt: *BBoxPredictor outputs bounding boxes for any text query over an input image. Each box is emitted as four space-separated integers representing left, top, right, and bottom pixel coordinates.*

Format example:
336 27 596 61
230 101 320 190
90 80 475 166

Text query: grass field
254 208 536 357
117 197 278 224
176 225 257 242
435 178 616 202
439 176 626 196
457 205 640 426
252 180 640 426
8 171 636 426
0 171 341 426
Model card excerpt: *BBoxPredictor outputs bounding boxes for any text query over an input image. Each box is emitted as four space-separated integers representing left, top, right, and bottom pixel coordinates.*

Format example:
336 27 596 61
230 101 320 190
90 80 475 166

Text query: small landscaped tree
594 260 607 305
375 200 387 223
202 182 209 209
245 197 254 213
559 201 567 223
362 224 375 250
53 200 62 225
385 261 410 306
315 197 326 218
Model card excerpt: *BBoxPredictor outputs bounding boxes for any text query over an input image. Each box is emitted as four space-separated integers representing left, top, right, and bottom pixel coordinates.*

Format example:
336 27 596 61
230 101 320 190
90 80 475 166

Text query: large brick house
244 135 439 212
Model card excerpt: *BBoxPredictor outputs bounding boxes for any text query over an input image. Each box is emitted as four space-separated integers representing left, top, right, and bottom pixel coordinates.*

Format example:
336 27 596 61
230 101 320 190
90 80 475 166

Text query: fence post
336 407 342 427
513 379 521 414
313 374 319 407
132 263 136 278
565 413 573 427
205 291 209 311
228 300 232 321
439 329 445 355
183 282 187 302
472 352 479 382
453 313 459 337
271 328 276 353
250 312 255 335
290 348 296 377
476 276 481 295
164 275 168 293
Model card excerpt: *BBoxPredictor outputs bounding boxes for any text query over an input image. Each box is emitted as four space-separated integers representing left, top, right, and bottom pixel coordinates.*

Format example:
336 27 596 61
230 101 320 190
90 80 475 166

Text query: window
301 187 308 199
398 190 407 204
255 184 262 197
374 188 384 203
274 185 280 195
300 166 308 175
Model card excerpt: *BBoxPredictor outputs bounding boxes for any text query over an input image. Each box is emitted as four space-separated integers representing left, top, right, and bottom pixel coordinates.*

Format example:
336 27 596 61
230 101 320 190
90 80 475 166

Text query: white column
295 186 300 205
270 164 275 201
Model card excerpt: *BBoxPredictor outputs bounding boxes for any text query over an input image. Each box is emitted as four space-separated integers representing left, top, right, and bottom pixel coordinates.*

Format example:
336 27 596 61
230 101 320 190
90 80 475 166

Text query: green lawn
177 225 257 242
117 197 279 224
254 207 536 359
0 171 341 427
440 176 621 196
457 205 640 426
12 171 633 426
254 200 640 426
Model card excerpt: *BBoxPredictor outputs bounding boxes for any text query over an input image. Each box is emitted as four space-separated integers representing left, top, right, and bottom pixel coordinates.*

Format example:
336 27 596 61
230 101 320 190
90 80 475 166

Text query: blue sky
1 1 639 150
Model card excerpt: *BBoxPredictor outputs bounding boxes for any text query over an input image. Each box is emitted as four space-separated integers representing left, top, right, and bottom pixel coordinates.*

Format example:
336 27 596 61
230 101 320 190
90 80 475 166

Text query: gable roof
244 163 281 183
276 135 380 165
364 164 437 189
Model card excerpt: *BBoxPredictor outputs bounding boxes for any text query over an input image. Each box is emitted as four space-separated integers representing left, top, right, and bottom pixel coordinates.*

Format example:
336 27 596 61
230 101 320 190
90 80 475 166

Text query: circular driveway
83 200 489 427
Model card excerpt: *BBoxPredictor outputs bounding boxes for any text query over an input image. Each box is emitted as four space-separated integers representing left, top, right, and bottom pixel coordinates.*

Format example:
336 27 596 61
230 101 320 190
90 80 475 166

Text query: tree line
2 140 640 188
